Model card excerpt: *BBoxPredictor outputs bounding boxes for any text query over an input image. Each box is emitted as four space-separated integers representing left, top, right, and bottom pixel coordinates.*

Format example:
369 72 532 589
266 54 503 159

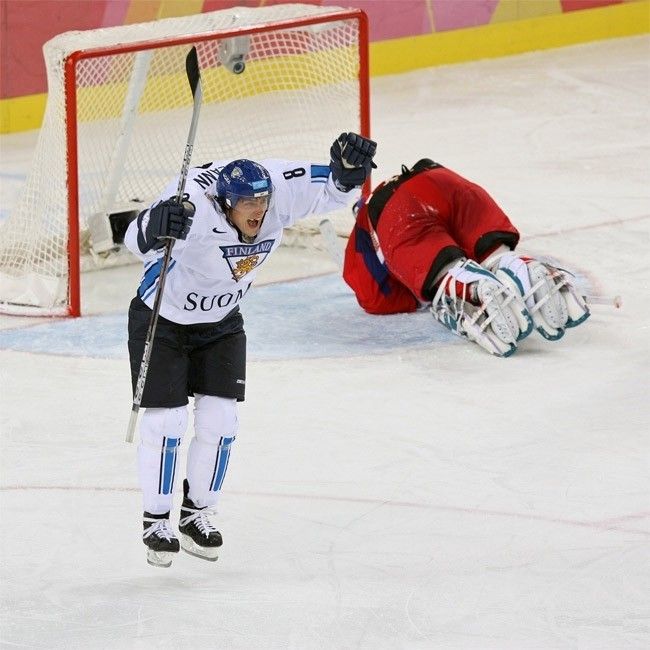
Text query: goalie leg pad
475 275 533 343
562 283 590 328
489 253 590 340
430 259 532 357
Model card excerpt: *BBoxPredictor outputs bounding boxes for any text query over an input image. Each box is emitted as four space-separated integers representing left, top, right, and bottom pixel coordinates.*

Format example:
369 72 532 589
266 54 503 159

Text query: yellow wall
370 0 649 76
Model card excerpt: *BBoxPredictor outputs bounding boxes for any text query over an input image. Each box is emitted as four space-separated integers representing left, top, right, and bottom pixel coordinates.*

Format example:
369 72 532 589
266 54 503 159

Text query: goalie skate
143 513 180 568
178 480 223 562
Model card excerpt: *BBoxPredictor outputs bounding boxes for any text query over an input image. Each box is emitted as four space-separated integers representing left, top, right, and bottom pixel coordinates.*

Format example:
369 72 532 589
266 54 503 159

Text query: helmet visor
230 194 271 212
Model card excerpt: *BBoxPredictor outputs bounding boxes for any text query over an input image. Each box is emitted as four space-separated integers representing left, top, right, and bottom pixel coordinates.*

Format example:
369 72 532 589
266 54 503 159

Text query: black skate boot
178 479 223 562
143 511 180 568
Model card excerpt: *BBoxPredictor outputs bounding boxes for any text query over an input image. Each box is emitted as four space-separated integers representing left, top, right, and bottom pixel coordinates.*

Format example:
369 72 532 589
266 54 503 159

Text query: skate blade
146 549 175 568
180 534 219 562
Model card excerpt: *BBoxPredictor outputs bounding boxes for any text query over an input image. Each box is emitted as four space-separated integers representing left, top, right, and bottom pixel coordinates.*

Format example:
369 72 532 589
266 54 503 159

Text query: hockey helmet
216 159 273 209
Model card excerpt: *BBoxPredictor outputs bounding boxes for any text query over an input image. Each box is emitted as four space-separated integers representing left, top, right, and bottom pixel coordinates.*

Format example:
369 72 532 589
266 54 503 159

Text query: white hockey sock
186 394 239 508
186 435 235 508
137 406 188 514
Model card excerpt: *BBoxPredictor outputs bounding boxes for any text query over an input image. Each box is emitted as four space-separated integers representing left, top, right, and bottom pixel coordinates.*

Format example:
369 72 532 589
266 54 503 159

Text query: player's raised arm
269 132 378 228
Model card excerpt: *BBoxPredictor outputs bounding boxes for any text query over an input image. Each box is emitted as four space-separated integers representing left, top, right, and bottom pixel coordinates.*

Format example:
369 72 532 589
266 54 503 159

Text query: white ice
1 36 649 649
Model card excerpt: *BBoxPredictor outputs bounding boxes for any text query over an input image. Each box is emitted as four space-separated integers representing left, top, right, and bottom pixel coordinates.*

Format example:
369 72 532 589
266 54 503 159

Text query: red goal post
0 5 369 317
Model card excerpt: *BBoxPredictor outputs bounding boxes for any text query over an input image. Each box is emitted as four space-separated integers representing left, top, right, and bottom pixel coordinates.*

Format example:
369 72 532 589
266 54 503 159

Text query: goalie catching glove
430 259 533 357
139 198 195 253
330 132 377 192
484 252 590 340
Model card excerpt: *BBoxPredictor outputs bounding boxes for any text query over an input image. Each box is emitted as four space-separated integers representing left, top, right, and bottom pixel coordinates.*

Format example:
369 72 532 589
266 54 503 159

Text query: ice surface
0 36 649 650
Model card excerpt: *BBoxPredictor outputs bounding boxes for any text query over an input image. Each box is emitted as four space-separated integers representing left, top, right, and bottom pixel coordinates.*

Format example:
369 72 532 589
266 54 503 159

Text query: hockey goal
0 4 369 317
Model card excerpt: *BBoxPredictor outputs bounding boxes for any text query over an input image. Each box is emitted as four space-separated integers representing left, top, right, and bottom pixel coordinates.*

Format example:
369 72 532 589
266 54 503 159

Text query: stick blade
125 406 139 443
584 293 623 309
186 46 201 97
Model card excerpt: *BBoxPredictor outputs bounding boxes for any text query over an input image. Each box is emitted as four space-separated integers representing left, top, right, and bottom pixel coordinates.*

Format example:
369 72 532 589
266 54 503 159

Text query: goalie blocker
342 159 590 357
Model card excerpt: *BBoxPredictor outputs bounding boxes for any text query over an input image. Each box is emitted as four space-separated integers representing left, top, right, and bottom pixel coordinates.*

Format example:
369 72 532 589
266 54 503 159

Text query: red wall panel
324 0 433 41
0 0 111 98
561 0 623 10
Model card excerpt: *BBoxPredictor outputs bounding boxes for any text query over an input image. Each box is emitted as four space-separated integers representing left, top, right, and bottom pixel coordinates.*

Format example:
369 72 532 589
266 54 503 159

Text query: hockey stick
318 218 344 268
126 47 203 444
585 293 622 308
318 219 622 309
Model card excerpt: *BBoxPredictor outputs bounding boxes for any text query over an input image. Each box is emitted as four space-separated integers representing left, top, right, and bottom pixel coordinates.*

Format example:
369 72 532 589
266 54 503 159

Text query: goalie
342 159 590 357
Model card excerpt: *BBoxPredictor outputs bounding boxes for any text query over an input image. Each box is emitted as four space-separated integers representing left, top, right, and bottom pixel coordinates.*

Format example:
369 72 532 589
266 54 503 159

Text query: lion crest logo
219 240 274 281
233 255 259 280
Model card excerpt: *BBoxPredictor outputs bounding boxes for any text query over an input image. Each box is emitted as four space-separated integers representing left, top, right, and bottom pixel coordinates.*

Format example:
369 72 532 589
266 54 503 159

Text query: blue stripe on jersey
141 276 160 302
139 260 176 301
310 164 330 183
158 437 180 495
210 436 234 492
138 259 162 298
355 225 392 296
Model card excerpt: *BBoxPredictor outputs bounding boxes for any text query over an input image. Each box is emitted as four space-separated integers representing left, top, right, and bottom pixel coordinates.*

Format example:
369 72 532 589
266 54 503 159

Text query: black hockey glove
329 132 377 192
140 198 194 253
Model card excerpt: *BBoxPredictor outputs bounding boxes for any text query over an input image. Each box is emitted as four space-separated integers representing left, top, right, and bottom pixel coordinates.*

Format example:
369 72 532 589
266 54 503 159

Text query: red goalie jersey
343 160 520 314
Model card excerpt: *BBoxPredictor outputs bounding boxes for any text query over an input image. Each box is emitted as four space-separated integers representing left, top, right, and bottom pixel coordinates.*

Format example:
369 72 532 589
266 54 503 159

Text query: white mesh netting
0 4 366 315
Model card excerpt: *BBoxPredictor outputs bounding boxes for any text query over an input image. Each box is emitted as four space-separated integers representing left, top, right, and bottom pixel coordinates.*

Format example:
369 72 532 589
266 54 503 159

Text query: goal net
0 4 369 316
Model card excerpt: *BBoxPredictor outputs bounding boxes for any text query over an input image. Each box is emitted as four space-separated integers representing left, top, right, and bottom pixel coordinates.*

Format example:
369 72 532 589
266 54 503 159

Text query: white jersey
124 159 357 324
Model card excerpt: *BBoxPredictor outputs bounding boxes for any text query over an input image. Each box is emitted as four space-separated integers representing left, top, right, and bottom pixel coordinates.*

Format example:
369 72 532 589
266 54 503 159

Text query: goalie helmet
216 159 273 209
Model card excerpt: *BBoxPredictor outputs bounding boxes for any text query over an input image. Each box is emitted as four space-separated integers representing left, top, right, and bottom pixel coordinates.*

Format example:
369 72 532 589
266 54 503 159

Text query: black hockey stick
126 47 203 443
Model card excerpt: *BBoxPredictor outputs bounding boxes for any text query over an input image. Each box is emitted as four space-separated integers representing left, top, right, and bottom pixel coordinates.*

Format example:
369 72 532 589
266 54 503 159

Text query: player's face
230 196 269 238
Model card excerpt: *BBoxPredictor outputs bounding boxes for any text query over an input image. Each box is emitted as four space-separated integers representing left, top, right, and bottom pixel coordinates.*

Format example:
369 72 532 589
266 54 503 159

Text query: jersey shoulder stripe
310 164 329 183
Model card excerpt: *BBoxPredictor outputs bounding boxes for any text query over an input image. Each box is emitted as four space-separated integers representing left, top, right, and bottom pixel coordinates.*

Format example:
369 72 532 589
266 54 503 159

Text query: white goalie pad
430 259 533 357
485 253 590 340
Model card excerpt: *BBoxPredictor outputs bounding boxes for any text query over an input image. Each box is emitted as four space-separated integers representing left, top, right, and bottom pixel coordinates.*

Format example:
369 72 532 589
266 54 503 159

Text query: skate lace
179 506 219 538
143 518 175 542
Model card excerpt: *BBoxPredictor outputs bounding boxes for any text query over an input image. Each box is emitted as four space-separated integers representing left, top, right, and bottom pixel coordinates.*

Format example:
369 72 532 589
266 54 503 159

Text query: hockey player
342 159 589 357
125 133 377 567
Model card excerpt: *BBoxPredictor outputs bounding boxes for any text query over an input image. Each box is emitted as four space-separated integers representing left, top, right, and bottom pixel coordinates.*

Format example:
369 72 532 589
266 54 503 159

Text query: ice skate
178 479 223 562
143 512 180 568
